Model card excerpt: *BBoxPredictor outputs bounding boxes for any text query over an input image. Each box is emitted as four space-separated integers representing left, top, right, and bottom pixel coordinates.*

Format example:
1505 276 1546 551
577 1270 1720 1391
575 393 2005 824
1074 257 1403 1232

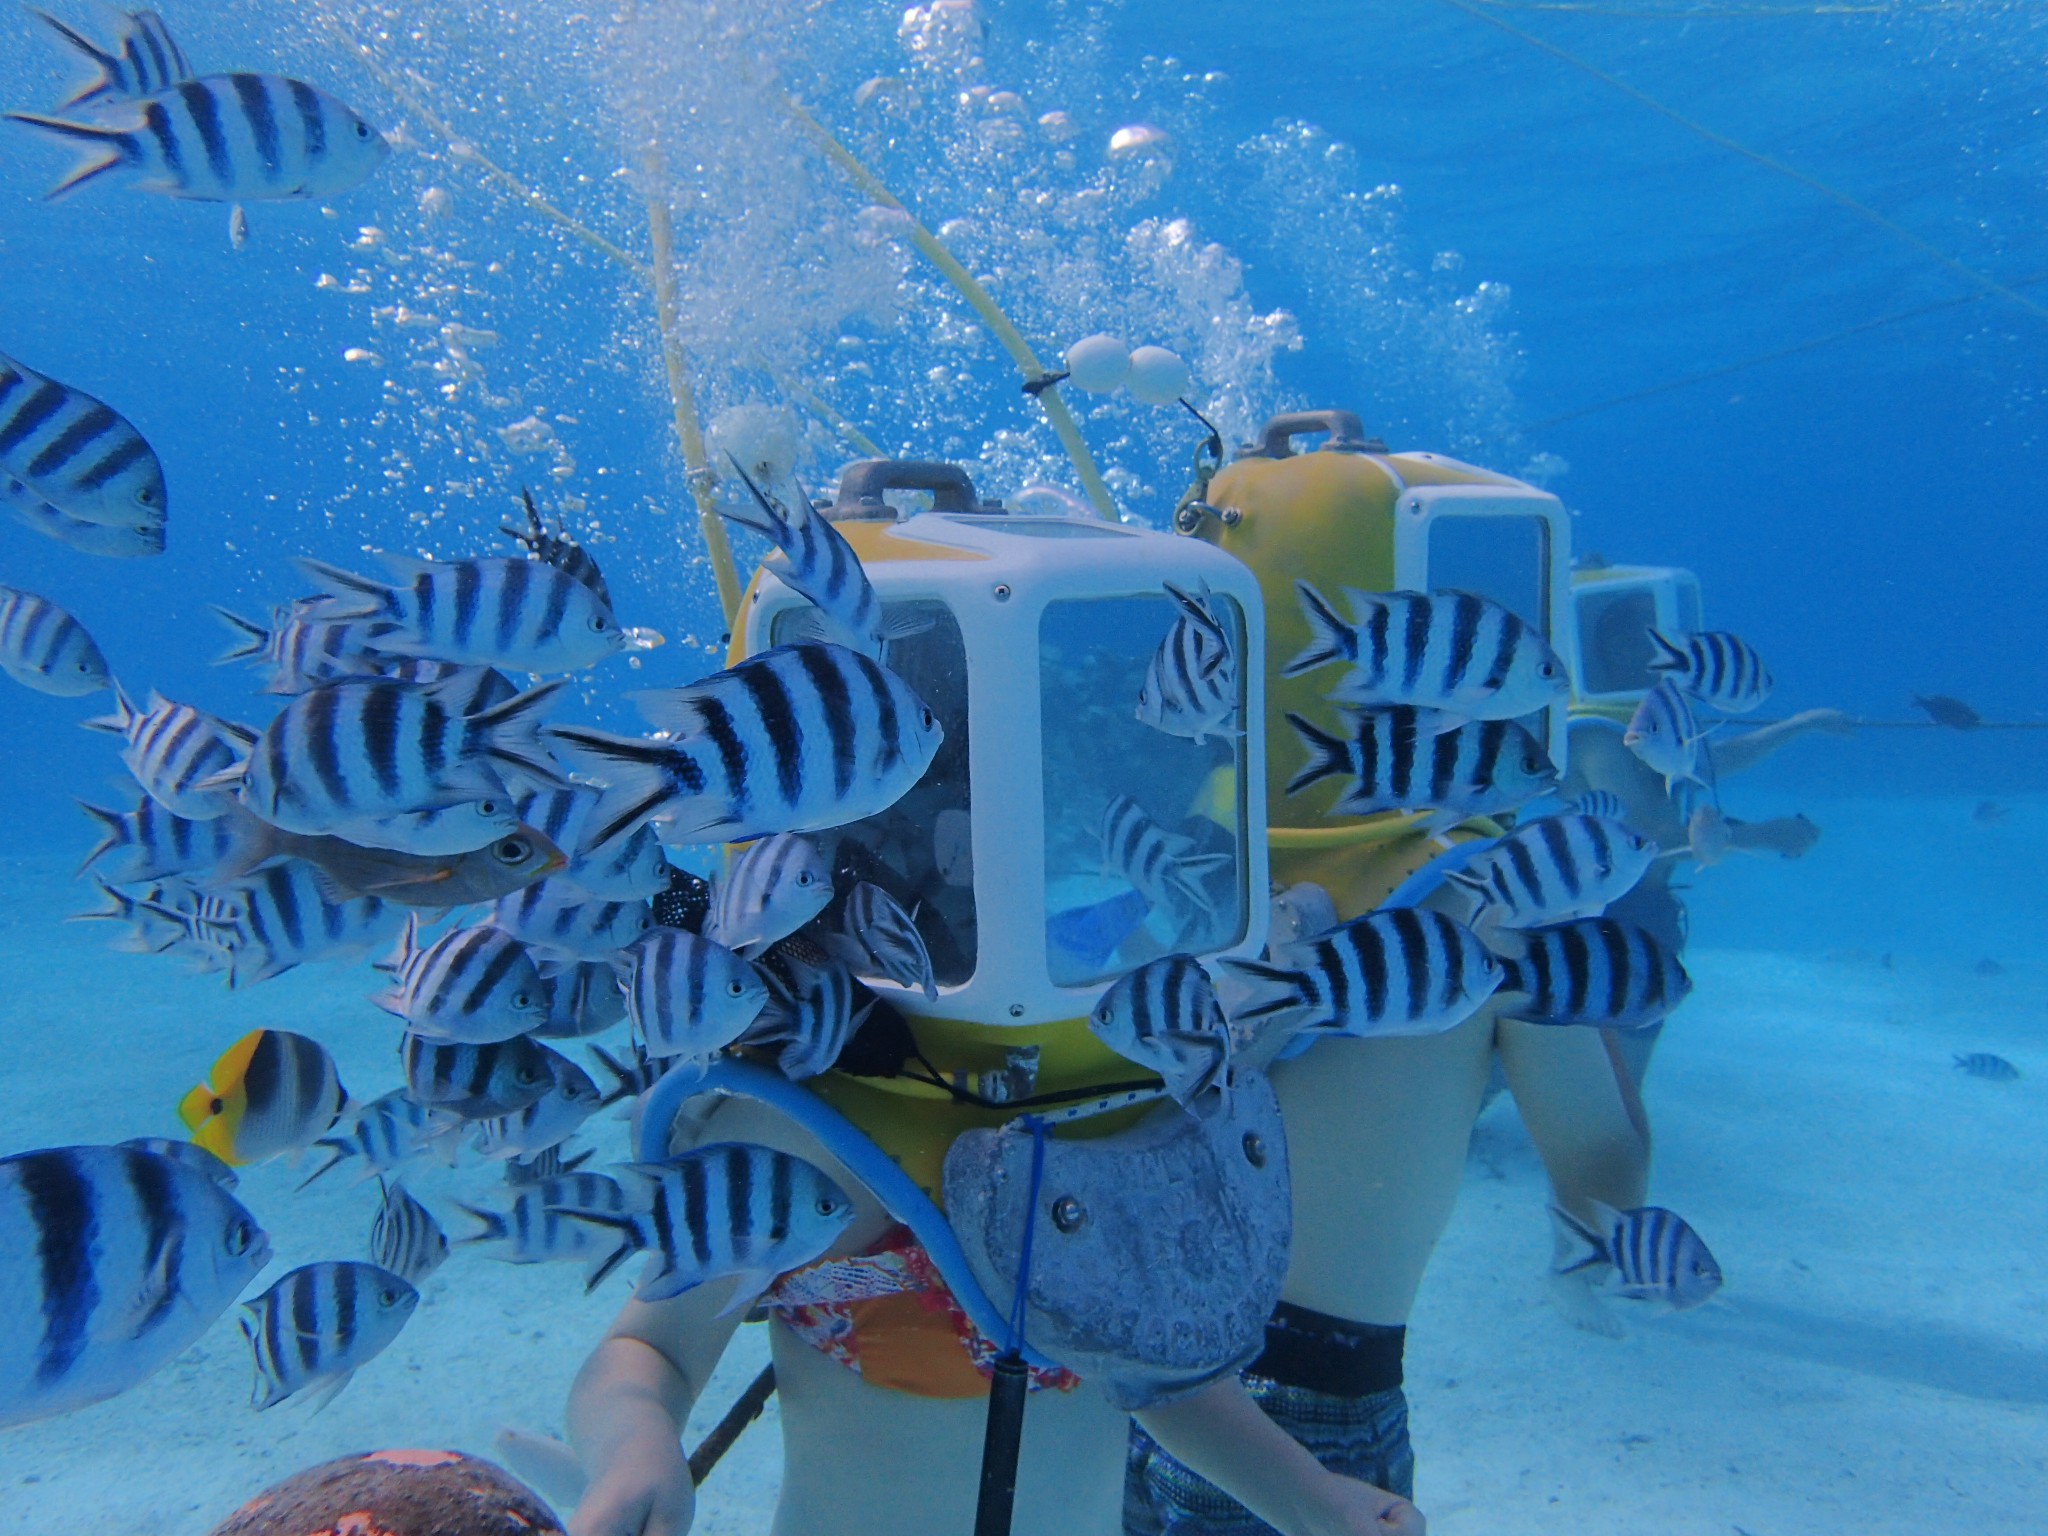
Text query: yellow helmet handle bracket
1250 409 1384 459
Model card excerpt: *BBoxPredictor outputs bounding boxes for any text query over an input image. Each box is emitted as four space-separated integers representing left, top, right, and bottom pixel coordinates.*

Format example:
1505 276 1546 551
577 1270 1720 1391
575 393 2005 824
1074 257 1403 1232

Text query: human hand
566 1426 694 1536
1304 1472 1426 1536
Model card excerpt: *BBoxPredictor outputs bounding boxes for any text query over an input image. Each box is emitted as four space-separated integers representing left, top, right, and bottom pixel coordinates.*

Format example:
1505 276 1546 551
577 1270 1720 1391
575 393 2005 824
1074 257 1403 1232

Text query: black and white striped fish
1553 1201 1722 1311
1574 789 1628 823
330 798 520 856
0 350 166 530
550 642 944 848
1954 1052 2020 1082
560 1143 855 1305
823 881 938 1002
747 946 872 1082
706 834 832 959
1100 794 1230 925
1493 918 1691 1031
493 878 653 962
0 584 108 695
0 1142 270 1428
368 1184 449 1286
1446 813 1658 935
1647 628 1772 714
531 957 630 1039
1136 581 1239 744
210 601 396 695
374 916 549 1045
302 1090 449 1189
85 686 256 820
504 1144 595 1185
1285 708 1559 829
1623 681 1711 795
29 7 194 108
3 473 163 556
720 459 920 658
469 1052 602 1161
456 1172 642 1286
8 74 388 203
240 1261 417 1411
1289 583 1568 726
71 874 204 955
1089 954 1232 1108
154 860 401 987
503 485 612 606
515 785 671 901
226 674 565 837
1221 907 1502 1041
614 927 769 1062
401 1032 561 1122
297 552 623 675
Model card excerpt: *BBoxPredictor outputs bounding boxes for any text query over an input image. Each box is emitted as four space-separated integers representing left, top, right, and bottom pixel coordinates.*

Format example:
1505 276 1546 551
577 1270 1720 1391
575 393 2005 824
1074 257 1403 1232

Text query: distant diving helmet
1568 558 1703 713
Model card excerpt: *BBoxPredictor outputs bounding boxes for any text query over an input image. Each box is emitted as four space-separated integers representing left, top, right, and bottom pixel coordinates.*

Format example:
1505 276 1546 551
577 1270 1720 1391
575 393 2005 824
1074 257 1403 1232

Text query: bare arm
1711 708 1854 779
1134 1376 1425 1536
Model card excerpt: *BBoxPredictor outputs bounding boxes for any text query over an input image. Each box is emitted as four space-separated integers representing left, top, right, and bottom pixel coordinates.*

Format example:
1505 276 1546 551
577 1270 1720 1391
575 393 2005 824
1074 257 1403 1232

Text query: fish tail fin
73 800 129 874
1283 712 1349 796
1284 580 1353 676
469 679 569 787
450 1200 510 1246
556 1208 646 1293
295 1144 351 1191
4 109 137 199
585 1043 640 1107
1215 956 1310 1025
81 679 137 736
1645 629 1689 675
209 605 272 664
1549 1203 1611 1276
292 556 393 619
547 727 684 846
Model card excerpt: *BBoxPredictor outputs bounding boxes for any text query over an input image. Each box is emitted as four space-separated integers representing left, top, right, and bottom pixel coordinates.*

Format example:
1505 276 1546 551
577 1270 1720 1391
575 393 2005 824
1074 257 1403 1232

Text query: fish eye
1539 660 1560 679
726 979 748 997
379 1285 403 1305
135 485 159 506
815 1196 843 1216
919 707 936 730
226 1219 255 1256
796 871 813 886
495 837 532 863
356 121 372 140
512 990 533 1009
590 614 610 631
477 799 502 816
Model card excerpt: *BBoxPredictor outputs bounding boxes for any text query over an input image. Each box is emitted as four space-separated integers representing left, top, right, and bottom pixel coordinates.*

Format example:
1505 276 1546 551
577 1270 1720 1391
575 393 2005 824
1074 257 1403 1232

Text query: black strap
1249 1303 1405 1397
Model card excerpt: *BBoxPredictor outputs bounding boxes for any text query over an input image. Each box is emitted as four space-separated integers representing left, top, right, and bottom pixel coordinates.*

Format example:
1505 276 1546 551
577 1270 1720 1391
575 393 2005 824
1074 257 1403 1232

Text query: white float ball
1064 334 1130 394
1126 345 1191 406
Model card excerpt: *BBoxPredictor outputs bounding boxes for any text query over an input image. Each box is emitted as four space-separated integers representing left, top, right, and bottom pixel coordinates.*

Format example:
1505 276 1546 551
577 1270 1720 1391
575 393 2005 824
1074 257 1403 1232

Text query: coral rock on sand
205 1449 563 1536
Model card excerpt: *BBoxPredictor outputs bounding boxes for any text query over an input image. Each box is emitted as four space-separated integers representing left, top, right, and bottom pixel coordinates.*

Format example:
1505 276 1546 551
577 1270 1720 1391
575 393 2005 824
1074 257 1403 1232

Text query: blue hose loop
1376 835 1501 909
635 1056 1062 1372
1005 1116 1049 1355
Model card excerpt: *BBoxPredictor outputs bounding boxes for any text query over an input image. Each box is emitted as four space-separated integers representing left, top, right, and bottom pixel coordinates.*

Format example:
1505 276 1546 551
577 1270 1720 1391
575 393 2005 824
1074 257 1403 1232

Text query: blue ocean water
1 2 2044 1532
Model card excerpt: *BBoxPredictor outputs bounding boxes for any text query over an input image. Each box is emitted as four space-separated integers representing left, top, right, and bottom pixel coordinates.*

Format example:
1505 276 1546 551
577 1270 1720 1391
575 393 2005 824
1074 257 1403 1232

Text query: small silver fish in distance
504 1144 596 1185
1494 918 1692 1031
211 601 395 695
8 74 389 203
329 798 520 856
302 1090 449 1189
402 1033 560 1122
493 877 654 962
85 686 257 820
0 1143 270 1428
1574 789 1628 823
1289 583 1568 726
29 7 196 108
454 1172 642 1286
530 957 630 1039
613 928 769 1062
76 797 260 883
369 1184 449 1286
154 860 402 987
706 834 832 959
3 473 163 556
1624 681 1711 794
560 1143 855 1307
469 1053 602 1161
0 585 108 695
0 350 166 530
1647 628 1773 714
1446 813 1658 935
71 875 207 955
296 551 623 675
1286 708 1559 830
116 1135 238 1189
1101 794 1230 922
1553 1200 1722 1311
240 1261 418 1411
550 642 945 848
1089 955 1232 1108
1136 581 1240 744
719 459 922 658
747 947 872 1081
375 916 549 1044
824 881 938 1002
1222 907 1502 1041
1954 1052 2020 1082
516 785 671 900
227 674 565 836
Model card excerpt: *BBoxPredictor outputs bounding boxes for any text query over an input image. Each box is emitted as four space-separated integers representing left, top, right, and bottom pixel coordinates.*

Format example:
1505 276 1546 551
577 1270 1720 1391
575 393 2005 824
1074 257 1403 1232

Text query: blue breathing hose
635 1056 1061 1372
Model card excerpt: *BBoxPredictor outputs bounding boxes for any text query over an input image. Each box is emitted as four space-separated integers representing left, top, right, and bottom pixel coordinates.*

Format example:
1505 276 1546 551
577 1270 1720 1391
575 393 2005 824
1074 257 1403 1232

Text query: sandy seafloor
1 789 2043 1535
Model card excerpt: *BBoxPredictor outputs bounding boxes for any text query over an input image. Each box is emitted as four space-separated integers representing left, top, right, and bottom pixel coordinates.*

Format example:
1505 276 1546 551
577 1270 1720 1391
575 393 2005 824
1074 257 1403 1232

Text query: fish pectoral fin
714 1269 776 1319
1404 708 1470 740
301 1369 356 1415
